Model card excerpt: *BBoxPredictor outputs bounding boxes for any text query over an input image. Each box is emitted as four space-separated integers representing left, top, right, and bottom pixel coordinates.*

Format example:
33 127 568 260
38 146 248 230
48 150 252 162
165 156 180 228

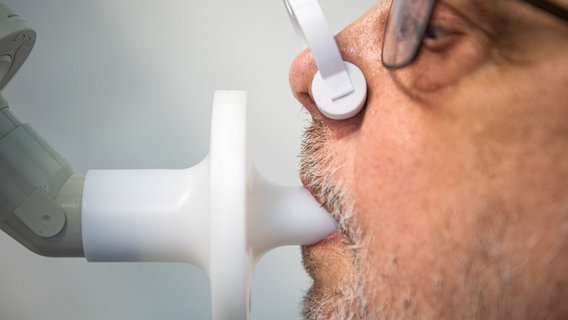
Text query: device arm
0 98 84 257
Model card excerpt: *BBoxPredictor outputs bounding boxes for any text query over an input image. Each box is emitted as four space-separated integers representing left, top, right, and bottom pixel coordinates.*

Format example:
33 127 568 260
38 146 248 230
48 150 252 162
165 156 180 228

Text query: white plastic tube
81 91 336 320
82 162 210 269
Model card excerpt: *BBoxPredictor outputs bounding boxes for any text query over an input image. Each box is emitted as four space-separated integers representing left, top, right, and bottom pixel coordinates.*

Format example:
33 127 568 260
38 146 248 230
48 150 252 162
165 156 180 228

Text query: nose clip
284 0 367 120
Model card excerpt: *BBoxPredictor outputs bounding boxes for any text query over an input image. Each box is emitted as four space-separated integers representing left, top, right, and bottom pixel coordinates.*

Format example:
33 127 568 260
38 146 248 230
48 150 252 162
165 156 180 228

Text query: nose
290 50 367 123
289 48 320 119
288 4 383 122
286 0 373 121
289 43 368 121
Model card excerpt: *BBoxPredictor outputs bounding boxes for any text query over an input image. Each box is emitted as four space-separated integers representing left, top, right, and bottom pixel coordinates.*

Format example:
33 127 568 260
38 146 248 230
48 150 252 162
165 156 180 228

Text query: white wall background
0 1 374 319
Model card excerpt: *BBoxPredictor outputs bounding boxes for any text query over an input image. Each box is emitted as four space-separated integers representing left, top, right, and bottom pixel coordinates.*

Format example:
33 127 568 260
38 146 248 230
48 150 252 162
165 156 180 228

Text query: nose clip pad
284 0 367 120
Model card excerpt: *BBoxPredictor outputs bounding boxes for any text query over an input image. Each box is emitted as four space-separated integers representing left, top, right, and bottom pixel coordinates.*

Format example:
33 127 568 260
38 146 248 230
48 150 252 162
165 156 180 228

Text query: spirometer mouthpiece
81 91 337 320
284 0 367 120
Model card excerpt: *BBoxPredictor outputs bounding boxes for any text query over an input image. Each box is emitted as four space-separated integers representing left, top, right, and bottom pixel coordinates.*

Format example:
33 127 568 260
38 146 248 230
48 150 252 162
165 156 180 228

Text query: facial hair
299 119 368 319
299 121 568 319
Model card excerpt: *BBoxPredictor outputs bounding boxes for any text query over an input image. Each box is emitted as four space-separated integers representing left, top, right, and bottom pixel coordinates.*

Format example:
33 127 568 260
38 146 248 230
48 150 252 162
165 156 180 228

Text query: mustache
299 119 352 227
299 120 368 319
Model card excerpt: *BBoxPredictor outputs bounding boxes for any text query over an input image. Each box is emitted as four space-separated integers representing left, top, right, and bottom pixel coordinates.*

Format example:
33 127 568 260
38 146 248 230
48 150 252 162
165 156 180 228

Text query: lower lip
310 229 344 247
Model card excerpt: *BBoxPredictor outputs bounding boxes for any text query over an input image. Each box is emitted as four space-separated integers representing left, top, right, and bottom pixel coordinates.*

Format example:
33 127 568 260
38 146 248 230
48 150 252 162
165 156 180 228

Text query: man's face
290 0 568 319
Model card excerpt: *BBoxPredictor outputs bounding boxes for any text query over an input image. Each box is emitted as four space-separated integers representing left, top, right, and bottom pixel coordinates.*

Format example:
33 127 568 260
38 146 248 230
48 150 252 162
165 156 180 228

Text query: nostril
289 50 318 99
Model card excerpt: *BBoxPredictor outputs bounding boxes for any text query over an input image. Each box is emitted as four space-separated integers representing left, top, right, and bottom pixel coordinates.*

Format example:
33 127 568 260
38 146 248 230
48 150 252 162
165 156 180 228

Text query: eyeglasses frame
381 0 568 69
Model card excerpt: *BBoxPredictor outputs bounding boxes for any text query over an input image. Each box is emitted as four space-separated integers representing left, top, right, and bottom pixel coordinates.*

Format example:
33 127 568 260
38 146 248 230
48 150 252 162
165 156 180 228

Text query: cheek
354 103 426 220
349 96 487 305
351 95 468 239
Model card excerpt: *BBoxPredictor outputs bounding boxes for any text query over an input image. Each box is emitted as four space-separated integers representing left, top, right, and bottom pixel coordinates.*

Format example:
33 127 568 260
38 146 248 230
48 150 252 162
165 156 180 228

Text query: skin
290 0 568 319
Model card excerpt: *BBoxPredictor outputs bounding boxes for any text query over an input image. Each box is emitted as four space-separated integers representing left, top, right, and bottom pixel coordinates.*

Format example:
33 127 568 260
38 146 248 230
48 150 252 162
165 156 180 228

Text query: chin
300 228 368 319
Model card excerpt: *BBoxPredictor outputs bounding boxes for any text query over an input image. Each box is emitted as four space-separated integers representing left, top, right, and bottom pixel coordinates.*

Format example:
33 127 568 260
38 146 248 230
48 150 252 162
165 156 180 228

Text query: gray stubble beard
299 120 369 319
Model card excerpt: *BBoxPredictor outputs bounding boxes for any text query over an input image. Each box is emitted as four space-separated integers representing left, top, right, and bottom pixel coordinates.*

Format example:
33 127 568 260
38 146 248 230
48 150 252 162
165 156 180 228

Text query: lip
300 176 354 285
300 175 327 211
308 228 345 248
300 175 344 245
300 175 317 197
301 227 352 283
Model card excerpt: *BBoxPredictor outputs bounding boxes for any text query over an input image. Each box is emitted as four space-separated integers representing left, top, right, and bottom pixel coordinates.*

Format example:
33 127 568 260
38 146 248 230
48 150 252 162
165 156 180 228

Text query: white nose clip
285 0 367 120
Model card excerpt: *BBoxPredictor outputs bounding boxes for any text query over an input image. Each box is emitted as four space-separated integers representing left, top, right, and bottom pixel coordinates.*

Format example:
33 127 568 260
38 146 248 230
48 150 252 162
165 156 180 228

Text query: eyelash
420 1 472 51
424 23 449 41
421 13 457 50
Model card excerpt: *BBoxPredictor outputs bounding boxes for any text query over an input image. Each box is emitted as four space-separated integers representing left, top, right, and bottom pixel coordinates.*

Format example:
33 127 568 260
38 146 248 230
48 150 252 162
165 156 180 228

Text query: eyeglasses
381 0 568 69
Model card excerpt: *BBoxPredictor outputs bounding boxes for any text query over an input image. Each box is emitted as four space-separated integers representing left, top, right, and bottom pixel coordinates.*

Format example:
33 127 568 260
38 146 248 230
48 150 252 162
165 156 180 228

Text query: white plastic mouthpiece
284 0 367 120
81 91 337 320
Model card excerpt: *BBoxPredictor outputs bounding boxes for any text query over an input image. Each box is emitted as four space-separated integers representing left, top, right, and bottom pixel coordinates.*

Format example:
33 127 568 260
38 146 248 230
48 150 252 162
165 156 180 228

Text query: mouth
301 217 354 285
300 175 332 215
298 120 364 316
300 175 351 248
307 228 349 249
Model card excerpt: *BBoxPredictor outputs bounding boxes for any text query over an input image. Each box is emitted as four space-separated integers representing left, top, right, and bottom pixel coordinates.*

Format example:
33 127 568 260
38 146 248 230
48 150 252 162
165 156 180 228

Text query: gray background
0 0 374 319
